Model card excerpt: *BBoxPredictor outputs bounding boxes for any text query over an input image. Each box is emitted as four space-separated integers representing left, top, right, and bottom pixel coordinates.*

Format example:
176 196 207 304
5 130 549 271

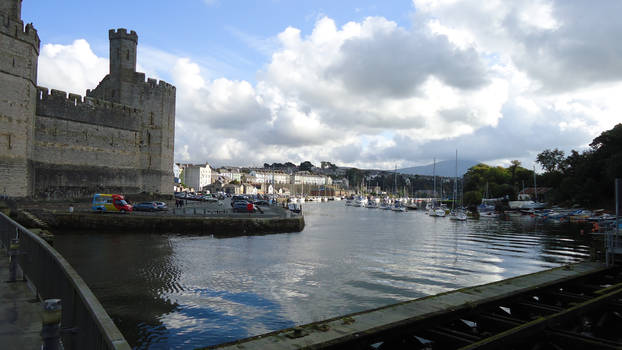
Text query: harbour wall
48 213 305 236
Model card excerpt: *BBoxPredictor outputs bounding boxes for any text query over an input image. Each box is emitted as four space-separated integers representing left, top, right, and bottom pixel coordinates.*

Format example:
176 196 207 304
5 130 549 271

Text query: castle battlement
37 86 142 118
109 28 137 43
0 14 39 52
143 76 176 92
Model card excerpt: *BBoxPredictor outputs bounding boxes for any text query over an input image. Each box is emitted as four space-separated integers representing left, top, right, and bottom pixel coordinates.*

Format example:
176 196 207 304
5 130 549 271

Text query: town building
291 172 330 186
184 164 212 191
248 170 290 184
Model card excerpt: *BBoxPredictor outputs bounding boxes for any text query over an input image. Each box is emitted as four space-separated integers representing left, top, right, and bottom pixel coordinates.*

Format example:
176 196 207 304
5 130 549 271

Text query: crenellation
68 93 81 105
134 72 145 83
109 28 138 42
50 89 67 98
0 14 40 52
36 86 48 99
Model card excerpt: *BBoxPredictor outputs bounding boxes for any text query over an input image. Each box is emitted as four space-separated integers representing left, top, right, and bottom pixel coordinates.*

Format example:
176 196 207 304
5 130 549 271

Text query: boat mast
453 150 457 211
394 165 397 196
433 158 436 201
533 165 538 202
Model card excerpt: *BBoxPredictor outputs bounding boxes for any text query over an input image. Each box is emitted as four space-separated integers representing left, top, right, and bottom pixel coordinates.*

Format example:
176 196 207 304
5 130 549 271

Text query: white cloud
38 39 108 96
37 2 622 169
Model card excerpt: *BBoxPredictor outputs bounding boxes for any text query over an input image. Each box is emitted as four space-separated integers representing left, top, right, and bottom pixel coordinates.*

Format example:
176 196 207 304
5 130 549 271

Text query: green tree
299 161 315 171
536 148 565 172
463 191 482 206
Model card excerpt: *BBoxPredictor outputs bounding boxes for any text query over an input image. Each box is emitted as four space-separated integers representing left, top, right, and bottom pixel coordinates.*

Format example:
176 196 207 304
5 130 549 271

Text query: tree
536 148 565 173
463 191 482 207
299 161 315 171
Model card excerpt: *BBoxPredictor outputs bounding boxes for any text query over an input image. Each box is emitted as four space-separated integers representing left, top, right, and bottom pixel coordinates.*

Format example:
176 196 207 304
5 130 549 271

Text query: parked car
133 202 158 212
154 201 168 211
201 195 218 202
232 201 256 212
253 200 270 206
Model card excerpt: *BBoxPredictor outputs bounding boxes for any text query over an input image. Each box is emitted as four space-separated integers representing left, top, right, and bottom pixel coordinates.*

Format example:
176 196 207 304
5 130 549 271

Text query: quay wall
49 213 305 236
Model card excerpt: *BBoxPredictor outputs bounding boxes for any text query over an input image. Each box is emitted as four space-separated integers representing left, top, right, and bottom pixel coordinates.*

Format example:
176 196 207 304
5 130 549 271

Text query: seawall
49 213 305 236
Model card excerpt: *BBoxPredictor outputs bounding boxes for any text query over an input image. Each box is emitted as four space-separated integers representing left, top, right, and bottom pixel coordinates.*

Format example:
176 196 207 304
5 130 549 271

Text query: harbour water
53 201 592 349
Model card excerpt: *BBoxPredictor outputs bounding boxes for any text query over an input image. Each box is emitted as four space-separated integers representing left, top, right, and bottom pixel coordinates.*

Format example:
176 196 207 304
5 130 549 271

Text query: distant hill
398 160 480 177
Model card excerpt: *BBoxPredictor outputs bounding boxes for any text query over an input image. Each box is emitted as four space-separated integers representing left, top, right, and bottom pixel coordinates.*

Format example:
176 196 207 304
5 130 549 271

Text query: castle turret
0 0 39 197
0 0 21 20
109 28 138 80
87 28 176 196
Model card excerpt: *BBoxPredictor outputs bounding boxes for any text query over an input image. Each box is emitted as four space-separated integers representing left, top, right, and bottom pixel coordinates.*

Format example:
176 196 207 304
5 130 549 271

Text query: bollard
7 238 19 282
41 299 62 350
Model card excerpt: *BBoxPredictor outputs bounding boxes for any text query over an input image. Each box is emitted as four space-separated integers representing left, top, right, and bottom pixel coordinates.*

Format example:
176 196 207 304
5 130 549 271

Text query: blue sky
26 1 413 83
26 0 622 169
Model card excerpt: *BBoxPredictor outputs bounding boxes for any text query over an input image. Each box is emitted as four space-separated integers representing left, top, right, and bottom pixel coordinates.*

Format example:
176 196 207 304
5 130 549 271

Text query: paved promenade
0 248 41 349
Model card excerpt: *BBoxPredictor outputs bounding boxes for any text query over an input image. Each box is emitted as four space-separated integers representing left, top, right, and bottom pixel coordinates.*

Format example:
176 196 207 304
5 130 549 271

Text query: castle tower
0 0 21 19
88 28 176 196
0 0 40 197
109 28 137 80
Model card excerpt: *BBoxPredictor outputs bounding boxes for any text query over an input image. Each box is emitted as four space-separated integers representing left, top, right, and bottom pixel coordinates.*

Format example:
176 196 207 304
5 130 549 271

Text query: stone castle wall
0 9 39 197
0 4 176 199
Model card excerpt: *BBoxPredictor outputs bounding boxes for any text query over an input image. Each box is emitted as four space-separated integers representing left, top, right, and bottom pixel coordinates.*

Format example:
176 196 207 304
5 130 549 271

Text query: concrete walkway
0 248 41 349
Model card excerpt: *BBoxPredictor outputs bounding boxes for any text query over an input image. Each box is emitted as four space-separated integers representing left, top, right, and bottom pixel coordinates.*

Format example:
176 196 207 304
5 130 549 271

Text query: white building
291 172 329 186
218 168 242 182
249 170 290 184
184 163 212 190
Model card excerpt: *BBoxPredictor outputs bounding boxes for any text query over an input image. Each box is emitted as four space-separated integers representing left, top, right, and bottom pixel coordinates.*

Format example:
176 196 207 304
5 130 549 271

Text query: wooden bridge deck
205 261 611 350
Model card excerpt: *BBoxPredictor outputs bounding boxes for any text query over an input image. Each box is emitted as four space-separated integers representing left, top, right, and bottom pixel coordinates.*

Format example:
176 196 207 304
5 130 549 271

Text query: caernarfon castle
0 0 176 199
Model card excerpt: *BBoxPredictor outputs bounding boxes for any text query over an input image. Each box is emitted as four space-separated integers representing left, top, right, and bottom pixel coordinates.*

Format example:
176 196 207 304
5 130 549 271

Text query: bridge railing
0 212 131 350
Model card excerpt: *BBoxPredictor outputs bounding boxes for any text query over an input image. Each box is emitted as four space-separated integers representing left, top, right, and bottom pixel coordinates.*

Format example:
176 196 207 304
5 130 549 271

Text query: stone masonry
0 0 176 199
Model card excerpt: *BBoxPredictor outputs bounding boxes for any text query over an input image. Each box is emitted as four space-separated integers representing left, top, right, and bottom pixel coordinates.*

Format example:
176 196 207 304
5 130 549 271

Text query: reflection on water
53 202 592 349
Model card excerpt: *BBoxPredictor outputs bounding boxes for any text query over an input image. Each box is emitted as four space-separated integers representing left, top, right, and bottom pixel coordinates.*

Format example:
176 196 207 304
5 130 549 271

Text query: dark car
133 202 158 212
232 201 256 212
154 201 168 211
253 200 270 206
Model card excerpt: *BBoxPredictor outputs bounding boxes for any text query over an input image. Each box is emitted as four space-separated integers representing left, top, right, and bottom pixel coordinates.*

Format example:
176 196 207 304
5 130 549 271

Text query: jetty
205 261 622 350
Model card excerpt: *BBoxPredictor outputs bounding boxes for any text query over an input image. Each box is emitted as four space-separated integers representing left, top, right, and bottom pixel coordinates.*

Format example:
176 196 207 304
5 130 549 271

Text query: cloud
414 0 622 92
36 3 622 170
38 39 108 95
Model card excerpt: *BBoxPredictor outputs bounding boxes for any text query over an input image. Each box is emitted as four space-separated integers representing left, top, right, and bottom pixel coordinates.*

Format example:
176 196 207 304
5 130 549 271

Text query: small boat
367 201 379 209
353 196 367 207
391 202 407 212
479 211 499 218
434 208 446 217
288 202 302 213
449 210 467 221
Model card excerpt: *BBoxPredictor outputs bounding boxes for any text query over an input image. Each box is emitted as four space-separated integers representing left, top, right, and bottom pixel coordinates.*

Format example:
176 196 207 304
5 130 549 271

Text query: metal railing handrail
0 212 130 349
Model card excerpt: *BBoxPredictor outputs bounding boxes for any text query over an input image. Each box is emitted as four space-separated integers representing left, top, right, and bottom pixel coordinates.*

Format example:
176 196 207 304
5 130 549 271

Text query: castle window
147 132 151 145
150 112 154 125
12 57 15 68
126 50 130 60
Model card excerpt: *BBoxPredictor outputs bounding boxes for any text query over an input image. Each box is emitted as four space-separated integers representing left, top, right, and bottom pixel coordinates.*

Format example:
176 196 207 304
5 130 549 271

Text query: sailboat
428 158 438 216
449 150 467 221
